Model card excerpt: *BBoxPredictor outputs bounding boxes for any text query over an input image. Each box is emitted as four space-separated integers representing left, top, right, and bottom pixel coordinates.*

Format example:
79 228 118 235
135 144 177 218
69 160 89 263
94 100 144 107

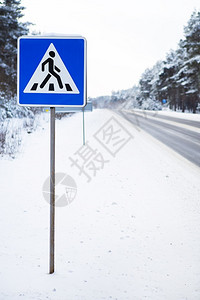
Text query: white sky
21 0 200 98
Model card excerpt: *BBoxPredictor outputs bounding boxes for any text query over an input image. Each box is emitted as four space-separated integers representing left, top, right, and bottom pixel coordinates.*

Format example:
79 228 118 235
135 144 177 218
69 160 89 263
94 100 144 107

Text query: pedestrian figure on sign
40 51 63 89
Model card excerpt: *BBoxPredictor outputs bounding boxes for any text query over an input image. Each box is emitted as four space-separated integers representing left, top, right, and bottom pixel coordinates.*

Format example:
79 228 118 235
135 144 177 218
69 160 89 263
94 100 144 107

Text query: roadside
0 109 200 300
129 108 200 121
122 109 200 133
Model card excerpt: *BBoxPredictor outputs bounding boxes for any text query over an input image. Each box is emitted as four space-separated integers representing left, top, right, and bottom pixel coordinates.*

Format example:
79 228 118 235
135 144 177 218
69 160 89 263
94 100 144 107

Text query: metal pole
50 107 55 274
82 108 85 145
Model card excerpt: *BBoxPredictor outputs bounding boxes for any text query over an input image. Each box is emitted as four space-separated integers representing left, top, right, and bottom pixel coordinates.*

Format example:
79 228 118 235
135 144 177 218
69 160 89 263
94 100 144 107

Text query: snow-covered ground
0 109 200 300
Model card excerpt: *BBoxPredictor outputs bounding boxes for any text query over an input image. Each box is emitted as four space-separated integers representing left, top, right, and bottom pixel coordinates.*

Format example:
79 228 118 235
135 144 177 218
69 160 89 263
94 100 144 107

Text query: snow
0 109 200 300
131 108 200 121
153 108 200 121
125 108 200 134
0 113 49 157
124 110 200 135
186 55 200 64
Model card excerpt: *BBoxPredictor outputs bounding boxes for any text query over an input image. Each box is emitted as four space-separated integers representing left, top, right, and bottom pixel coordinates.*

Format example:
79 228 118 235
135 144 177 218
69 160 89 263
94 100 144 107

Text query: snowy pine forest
0 1 200 156
92 10 200 113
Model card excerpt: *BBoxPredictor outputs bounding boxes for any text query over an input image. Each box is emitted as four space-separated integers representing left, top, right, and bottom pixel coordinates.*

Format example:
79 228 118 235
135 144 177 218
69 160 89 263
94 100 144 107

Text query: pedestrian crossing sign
17 36 87 107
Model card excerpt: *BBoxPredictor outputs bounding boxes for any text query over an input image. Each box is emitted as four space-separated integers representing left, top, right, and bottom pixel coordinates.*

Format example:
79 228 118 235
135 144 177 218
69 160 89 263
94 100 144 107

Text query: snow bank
157 109 200 121
0 113 49 158
131 108 200 121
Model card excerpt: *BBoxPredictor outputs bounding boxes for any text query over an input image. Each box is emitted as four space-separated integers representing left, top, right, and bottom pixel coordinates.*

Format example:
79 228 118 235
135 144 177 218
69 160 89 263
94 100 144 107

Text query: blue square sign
17 36 87 107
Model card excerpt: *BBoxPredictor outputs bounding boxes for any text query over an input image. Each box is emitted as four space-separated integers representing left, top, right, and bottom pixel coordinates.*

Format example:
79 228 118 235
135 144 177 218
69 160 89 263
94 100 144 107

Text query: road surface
118 110 200 167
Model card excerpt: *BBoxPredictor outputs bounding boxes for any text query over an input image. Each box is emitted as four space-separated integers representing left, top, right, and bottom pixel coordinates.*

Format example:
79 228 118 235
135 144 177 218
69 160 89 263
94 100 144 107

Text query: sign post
50 107 55 274
82 108 85 146
18 35 87 274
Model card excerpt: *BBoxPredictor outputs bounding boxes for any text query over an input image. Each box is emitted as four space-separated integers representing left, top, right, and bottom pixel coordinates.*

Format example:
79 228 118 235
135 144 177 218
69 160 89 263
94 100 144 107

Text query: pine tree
182 10 200 112
139 68 153 102
159 49 183 111
0 0 29 96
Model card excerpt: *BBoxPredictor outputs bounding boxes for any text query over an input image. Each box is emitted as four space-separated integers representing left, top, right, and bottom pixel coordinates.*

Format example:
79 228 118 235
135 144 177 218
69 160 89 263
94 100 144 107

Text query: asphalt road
118 110 200 167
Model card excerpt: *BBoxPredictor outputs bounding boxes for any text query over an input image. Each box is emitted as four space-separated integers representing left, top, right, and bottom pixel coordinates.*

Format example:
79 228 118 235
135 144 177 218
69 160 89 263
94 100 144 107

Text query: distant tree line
139 10 200 113
92 10 200 113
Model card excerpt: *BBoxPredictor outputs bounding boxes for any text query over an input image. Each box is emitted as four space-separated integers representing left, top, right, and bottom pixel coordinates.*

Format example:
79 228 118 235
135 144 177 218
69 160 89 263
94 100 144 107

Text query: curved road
118 110 200 167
